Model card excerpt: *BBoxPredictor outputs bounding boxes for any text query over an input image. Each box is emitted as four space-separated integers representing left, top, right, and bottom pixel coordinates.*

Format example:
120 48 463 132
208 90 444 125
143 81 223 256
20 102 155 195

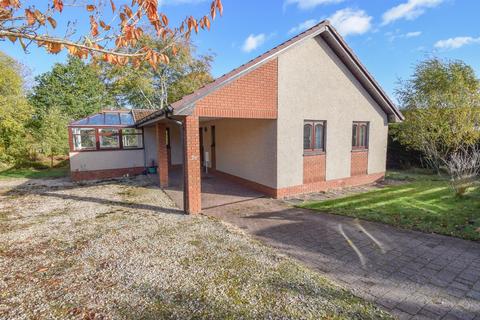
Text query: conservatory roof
69 110 135 127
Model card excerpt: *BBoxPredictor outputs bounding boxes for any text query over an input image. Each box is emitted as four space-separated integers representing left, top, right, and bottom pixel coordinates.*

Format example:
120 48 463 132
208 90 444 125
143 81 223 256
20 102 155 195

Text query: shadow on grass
300 180 480 241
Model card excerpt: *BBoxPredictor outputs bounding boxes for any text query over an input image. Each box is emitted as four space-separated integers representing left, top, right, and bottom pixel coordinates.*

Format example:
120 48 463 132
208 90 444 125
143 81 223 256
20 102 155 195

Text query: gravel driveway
0 177 390 320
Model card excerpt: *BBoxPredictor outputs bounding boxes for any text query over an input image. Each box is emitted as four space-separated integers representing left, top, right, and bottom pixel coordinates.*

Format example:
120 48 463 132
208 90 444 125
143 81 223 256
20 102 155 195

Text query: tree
0 51 32 164
393 58 480 172
102 38 214 109
30 56 112 121
36 105 69 167
0 0 222 69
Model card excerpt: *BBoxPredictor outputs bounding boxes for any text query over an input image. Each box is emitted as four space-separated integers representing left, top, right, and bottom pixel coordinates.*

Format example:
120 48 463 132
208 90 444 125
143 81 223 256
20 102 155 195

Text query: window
72 128 96 151
122 128 143 149
99 128 120 149
352 122 369 149
70 127 144 151
304 120 326 153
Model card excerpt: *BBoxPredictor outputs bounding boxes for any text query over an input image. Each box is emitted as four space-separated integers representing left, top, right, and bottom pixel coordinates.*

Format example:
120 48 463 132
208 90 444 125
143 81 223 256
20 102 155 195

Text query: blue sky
2 0 480 101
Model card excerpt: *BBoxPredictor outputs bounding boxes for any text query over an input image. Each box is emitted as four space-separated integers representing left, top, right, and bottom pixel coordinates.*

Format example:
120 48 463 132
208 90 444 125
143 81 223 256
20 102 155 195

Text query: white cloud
284 0 343 10
382 0 443 25
328 8 372 37
434 36 480 50
242 34 266 53
288 19 318 34
405 31 422 38
386 30 422 41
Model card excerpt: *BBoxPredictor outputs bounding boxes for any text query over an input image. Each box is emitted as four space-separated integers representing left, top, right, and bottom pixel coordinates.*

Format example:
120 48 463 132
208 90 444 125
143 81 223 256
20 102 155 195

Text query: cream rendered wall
202 119 277 188
277 36 388 188
144 125 158 166
69 149 145 171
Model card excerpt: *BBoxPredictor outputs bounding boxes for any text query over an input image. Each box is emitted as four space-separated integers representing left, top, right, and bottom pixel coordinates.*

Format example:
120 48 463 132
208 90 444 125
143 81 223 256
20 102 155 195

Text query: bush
442 146 480 196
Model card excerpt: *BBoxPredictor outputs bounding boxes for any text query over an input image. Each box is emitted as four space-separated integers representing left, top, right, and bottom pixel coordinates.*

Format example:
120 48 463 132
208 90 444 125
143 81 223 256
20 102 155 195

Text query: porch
142 116 277 214
162 166 265 211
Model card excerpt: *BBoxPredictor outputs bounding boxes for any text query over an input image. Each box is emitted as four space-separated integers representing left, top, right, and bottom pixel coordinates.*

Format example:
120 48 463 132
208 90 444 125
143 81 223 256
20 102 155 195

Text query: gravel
0 176 391 319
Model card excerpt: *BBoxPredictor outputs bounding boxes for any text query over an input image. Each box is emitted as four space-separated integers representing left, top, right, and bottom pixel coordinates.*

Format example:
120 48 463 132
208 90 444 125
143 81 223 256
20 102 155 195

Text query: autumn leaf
210 2 216 20
34 9 45 25
7 35 16 43
86 4 96 12
53 0 63 12
161 14 168 26
25 9 35 25
99 20 111 31
90 16 99 37
47 17 57 29
109 0 116 13
48 43 62 54
216 0 223 15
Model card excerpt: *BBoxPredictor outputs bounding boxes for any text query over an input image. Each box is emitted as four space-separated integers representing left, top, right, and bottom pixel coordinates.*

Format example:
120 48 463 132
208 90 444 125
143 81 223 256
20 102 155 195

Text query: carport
135 57 278 214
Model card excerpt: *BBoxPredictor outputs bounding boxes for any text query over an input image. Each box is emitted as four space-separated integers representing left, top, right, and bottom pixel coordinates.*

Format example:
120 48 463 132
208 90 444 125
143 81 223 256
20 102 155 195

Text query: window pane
304 124 313 149
314 123 324 150
123 134 143 148
99 128 119 148
352 124 358 147
122 129 143 148
359 125 367 147
120 113 134 125
88 114 103 125
105 113 120 125
122 128 140 135
73 128 96 150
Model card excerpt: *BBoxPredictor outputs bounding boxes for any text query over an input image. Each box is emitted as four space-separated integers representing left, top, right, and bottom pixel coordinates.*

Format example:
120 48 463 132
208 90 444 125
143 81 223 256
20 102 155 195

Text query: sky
2 0 480 102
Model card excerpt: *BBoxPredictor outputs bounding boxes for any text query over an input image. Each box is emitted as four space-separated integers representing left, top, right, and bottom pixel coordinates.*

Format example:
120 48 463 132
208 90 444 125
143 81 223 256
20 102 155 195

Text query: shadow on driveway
205 197 480 319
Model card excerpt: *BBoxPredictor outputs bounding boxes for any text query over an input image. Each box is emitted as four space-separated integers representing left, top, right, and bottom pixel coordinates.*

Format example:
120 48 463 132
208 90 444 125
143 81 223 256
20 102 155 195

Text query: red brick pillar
156 123 169 187
183 116 201 214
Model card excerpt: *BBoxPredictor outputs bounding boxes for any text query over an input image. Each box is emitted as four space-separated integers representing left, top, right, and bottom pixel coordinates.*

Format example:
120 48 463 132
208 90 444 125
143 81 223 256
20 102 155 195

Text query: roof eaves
135 108 167 127
323 25 404 122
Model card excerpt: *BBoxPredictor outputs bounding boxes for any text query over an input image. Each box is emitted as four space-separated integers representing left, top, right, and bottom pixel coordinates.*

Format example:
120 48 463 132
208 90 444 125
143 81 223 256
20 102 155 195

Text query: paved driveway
205 197 480 320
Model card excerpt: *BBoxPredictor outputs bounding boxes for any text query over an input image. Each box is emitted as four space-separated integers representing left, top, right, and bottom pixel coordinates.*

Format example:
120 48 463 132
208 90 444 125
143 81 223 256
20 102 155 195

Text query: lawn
0 162 69 180
300 170 480 241
0 177 390 319
0 166 69 180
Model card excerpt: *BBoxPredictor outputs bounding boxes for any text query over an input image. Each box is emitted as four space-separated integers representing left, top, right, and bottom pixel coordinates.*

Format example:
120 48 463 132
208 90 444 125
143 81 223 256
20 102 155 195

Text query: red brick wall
71 167 144 181
303 154 326 184
183 116 202 214
156 123 169 187
194 59 278 119
214 169 384 199
351 150 368 176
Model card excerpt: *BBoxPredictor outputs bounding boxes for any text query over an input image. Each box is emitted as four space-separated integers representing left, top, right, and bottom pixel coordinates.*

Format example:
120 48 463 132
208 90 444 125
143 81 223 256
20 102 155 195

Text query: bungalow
68 20 404 214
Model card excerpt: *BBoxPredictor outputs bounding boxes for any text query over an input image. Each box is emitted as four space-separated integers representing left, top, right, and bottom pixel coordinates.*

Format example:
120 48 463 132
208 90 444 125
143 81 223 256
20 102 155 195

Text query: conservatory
68 110 155 181
69 110 143 151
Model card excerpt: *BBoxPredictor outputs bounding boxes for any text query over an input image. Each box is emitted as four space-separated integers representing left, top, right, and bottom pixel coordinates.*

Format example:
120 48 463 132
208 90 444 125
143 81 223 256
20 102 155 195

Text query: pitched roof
132 109 157 123
137 20 403 126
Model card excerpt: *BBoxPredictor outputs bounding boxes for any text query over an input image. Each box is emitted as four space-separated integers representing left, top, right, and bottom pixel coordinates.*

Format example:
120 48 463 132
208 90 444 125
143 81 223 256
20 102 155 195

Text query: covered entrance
139 115 277 214
164 166 264 210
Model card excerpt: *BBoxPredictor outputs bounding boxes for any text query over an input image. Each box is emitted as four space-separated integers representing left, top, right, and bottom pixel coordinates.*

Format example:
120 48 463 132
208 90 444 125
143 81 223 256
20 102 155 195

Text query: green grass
300 170 480 241
0 165 69 180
